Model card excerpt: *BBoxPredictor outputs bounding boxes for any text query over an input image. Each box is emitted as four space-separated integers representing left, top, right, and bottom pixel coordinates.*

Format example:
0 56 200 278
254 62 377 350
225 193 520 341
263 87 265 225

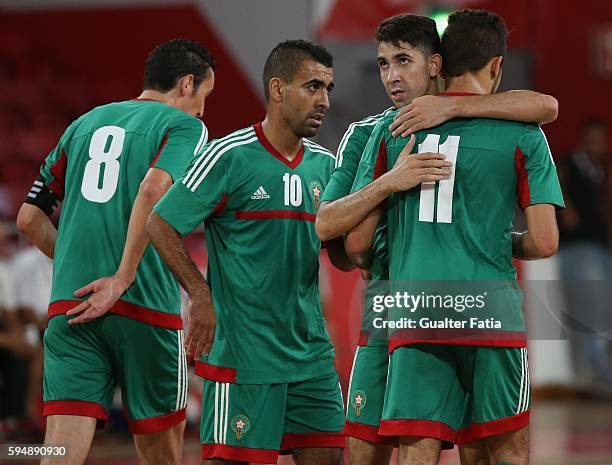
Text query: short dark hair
376 14 441 56
441 9 507 78
143 38 215 93
582 117 608 132
262 39 333 101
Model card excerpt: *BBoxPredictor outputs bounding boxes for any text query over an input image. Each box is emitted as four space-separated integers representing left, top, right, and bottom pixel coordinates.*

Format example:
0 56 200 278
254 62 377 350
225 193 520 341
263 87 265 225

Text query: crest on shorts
350 389 367 417
230 414 251 440
310 181 322 209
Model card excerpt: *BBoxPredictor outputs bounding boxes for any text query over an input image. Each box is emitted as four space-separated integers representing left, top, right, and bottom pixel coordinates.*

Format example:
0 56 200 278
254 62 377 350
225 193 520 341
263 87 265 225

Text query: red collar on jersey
437 92 480 96
253 122 304 169
131 98 162 102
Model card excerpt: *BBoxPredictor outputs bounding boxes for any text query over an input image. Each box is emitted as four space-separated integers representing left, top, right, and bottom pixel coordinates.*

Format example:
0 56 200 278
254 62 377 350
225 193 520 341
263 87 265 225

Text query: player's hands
382 135 452 193
185 291 216 360
389 95 454 137
66 274 132 324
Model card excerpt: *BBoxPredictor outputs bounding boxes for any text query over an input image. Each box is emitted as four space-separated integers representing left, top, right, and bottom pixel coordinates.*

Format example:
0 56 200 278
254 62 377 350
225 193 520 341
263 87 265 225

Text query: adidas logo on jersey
251 186 270 200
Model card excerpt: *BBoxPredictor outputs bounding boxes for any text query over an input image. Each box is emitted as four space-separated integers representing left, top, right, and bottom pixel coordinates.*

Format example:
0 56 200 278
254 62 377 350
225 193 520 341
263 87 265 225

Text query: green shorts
380 344 530 445
43 314 187 434
345 345 395 445
200 373 346 463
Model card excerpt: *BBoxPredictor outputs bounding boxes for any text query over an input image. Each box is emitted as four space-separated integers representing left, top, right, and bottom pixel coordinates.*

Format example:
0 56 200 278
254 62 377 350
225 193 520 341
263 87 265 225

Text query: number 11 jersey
352 100 565 347
37 99 208 328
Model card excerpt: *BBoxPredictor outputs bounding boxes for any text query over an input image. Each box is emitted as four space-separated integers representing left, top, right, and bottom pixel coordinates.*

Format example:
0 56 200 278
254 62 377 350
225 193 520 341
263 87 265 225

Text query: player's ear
178 74 195 97
268 77 283 103
490 56 503 81
429 53 442 78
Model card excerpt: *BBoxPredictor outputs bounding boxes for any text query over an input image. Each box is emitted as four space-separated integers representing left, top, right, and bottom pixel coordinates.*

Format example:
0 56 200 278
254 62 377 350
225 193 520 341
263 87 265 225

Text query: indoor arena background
0 0 611 464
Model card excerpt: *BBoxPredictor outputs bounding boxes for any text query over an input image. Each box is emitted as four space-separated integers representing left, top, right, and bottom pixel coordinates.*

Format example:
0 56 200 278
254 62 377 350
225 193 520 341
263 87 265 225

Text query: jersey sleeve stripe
303 140 335 159
538 127 555 165
184 129 255 188
190 136 258 191
183 127 253 185
193 120 209 155
336 109 392 168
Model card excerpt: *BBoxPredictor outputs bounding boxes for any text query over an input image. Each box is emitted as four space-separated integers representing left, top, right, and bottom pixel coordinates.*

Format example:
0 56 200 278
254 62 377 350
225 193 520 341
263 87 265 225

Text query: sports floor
37 399 610 465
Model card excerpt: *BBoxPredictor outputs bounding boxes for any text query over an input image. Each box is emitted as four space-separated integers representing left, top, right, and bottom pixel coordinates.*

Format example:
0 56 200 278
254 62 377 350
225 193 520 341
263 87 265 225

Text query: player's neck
137 90 170 104
445 74 490 95
260 116 302 161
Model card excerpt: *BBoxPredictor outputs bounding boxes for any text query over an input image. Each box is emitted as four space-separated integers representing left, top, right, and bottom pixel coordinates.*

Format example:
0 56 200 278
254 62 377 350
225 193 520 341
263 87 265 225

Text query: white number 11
418 134 460 224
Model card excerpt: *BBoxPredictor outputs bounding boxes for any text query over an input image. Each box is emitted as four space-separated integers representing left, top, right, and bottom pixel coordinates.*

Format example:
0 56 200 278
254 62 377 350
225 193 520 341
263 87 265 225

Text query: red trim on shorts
388 329 527 352
344 421 396 445
195 361 237 383
235 210 316 222
379 419 455 443
514 146 531 210
43 400 108 420
357 331 370 346
48 300 183 329
128 408 186 435
202 443 278 463
254 122 304 169
456 410 530 444
150 131 169 167
280 432 346 450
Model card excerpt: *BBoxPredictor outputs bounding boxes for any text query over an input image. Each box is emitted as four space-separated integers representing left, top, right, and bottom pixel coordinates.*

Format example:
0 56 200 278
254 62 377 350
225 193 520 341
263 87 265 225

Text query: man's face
377 41 433 108
280 60 334 138
181 69 216 118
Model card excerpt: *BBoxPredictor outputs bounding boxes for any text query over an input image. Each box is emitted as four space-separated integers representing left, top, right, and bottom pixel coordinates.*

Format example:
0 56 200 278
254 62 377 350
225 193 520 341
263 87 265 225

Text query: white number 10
418 134 460 224
81 126 125 203
283 173 303 207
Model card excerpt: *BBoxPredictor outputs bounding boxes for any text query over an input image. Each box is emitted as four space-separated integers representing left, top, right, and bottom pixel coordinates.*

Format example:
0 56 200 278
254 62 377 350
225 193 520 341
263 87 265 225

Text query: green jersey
154 123 337 384
41 99 208 329
321 109 394 347
353 101 565 349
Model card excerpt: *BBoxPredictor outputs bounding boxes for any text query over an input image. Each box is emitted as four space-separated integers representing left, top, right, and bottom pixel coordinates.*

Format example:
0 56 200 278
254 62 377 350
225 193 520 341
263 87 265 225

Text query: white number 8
81 126 125 203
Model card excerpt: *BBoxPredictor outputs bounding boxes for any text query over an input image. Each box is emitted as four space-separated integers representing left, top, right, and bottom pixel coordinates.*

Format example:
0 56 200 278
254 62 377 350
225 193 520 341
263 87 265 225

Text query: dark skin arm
325 236 355 272
146 212 215 358
344 207 383 269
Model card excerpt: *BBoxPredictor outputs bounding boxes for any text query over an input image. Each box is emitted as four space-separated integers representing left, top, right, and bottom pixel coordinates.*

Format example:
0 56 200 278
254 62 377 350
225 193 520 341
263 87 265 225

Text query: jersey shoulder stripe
188 133 258 192
184 127 255 188
303 139 336 160
193 120 209 155
336 107 394 167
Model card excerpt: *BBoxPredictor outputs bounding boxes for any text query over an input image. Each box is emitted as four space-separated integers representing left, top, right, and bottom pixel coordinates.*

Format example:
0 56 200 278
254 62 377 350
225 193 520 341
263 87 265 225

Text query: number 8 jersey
154 123 337 384
32 99 208 328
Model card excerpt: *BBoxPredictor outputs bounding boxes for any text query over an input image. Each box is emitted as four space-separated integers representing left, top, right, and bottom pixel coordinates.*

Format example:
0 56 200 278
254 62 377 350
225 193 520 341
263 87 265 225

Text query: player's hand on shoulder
383 135 453 192
389 95 453 137
66 274 132 324
185 291 216 360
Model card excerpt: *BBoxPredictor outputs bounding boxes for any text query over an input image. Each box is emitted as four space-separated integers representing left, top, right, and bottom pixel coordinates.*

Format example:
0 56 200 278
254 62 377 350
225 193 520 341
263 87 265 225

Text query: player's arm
390 90 559 137
345 207 383 269
16 203 57 259
67 168 173 324
325 237 355 271
513 126 565 260
316 134 450 241
512 205 559 259
147 212 214 358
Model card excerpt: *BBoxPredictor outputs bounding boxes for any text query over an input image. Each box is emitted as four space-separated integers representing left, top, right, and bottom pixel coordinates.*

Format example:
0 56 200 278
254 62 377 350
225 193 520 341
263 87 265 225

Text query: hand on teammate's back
381 134 453 193
185 293 216 359
66 274 132 324
389 95 453 137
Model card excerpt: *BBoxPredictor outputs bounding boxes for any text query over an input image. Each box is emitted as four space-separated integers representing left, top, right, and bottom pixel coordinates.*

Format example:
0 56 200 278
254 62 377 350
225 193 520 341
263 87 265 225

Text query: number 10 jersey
38 99 208 327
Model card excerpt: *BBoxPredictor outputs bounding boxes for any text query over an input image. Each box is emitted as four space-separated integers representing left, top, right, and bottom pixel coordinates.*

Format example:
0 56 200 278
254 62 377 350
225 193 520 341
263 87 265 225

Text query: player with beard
316 13 558 465
147 40 345 465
